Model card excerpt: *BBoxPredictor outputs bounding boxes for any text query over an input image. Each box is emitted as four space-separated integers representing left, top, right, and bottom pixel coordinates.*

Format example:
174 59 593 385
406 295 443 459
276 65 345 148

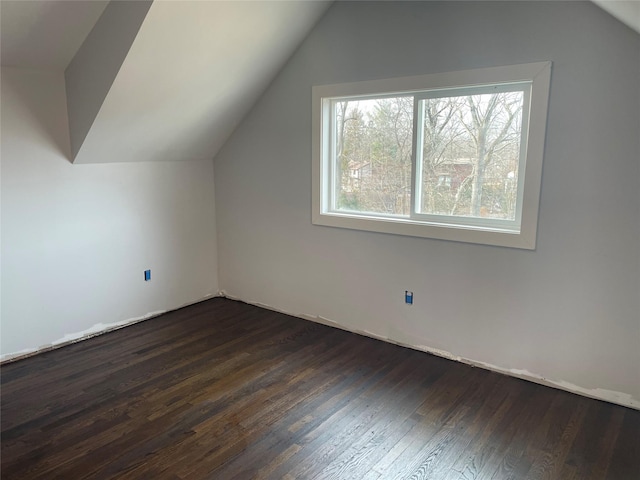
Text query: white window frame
312 62 552 250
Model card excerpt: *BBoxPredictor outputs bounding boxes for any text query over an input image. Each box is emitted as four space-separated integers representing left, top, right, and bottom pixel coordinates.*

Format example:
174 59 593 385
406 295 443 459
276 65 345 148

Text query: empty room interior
1 1 639 479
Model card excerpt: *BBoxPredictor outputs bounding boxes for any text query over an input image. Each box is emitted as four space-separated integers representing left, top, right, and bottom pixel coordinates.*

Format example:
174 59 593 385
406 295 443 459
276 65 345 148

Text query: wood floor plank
264 350 419 479
1 298 638 479
523 396 590 480
219 357 396 479
602 407 640 480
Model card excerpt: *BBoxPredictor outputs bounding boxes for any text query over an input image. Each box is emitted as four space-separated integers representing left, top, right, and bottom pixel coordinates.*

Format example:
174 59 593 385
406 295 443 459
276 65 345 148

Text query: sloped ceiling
65 1 154 162
0 0 109 69
1 0 332 164
592 0 640 33
1 0 637 164
68 0 332 164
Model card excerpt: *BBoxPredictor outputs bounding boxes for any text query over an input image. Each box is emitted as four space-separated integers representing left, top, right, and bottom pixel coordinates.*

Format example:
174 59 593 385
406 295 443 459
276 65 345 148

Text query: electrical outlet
405 291 413 305
144 270 151 281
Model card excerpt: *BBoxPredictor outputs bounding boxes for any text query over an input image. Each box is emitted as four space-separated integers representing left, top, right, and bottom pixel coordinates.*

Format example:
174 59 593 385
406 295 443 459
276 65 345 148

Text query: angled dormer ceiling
1 1 637 164
65 1 153 162
592 0 640 33
0 0 109 69
66 0 332 164
1 0 331 164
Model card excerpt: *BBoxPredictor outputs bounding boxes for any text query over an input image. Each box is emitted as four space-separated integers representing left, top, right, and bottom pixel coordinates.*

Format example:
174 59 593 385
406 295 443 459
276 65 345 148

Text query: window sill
313 211 535 250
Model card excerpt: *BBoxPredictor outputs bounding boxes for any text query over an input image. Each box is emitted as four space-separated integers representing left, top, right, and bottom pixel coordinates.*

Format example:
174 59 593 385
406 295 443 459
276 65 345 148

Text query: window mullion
330 100 338 212
411 97 423 218
513 85 532 225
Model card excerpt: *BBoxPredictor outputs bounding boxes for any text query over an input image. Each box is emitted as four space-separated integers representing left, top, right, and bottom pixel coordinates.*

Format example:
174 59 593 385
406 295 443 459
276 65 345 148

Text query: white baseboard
219 290 640 411
0 293 221 364
5 291 637 411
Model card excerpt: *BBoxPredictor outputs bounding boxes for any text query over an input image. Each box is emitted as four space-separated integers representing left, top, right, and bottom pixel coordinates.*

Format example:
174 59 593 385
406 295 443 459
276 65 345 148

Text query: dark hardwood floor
1 298 638 479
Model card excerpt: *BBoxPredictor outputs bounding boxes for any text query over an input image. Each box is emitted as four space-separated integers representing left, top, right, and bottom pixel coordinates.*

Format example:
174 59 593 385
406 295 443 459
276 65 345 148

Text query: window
312 62 552 249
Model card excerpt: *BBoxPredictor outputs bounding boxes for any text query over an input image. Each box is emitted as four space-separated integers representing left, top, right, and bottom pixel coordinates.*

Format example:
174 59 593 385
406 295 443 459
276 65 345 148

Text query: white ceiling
3 1 636 71
592 0 640 33
0 0 637 164
73 0 332 163
0 0 109 69
0 0 338 71
1 0 332 164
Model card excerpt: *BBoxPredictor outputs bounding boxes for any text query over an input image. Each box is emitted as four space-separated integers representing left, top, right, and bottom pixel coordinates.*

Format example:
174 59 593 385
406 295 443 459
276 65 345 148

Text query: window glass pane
418 91 524 220
335 97 414 216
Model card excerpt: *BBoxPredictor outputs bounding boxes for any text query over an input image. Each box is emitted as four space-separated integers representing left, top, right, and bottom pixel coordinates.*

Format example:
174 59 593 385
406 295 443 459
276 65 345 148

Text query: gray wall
214 1 640 407
1 68 218 359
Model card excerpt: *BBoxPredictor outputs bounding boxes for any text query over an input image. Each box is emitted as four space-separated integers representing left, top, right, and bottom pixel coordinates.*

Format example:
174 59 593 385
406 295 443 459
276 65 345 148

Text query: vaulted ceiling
1 0 637 164
1 0 331 164
0 0 109 69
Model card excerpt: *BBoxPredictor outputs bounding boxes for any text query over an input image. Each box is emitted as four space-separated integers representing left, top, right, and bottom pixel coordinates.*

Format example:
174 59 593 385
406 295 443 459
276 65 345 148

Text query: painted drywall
214 1 640 408
65 0 152 160
0 0 108 70
592 0 640 33
72 0 331 164
1 68 218 359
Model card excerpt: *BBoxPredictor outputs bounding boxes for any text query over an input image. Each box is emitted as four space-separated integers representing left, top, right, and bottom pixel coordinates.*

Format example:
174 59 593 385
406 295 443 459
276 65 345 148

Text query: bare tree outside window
336 97 413 216
313 62 552 249
419 91 523 220
336 92 523 221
